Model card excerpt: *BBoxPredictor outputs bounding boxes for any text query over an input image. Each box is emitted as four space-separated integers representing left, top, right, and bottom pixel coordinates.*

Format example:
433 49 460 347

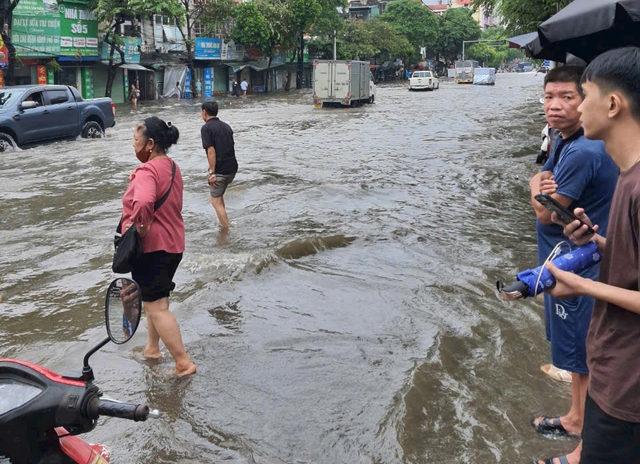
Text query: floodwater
0 73 580 463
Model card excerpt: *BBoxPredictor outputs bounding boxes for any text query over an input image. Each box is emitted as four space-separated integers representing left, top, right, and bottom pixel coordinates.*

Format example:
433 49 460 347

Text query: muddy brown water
0 74 579 463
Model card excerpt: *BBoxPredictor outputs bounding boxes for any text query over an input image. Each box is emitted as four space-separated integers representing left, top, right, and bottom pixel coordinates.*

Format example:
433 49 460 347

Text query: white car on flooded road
408 71 439 91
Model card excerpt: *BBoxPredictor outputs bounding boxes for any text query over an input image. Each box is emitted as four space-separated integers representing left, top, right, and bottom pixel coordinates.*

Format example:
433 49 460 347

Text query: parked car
0 85 116 151
408 71 439 91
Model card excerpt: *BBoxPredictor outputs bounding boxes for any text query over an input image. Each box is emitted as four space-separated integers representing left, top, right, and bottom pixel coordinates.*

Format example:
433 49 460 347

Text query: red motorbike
0 278 158 464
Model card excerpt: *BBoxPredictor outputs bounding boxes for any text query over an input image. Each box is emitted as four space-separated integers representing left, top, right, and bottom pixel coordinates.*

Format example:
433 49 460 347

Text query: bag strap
153 160 176 212
117 160 176 234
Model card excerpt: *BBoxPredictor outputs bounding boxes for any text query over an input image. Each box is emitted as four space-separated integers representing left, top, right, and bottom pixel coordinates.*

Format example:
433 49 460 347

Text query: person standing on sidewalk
200 100 238 229
544 46 640 464
529 65 618 464
240 78 248 96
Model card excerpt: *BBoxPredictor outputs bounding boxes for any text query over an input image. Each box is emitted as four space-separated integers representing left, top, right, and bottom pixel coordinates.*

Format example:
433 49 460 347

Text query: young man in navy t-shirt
528 66 618 464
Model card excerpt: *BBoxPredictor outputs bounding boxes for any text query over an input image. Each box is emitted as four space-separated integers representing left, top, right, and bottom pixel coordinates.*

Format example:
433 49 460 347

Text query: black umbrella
538 0 640 62
507 32 586 64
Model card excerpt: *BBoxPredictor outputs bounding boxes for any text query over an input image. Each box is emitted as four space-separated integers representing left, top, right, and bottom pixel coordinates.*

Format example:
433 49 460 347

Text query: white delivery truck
313 60 376 107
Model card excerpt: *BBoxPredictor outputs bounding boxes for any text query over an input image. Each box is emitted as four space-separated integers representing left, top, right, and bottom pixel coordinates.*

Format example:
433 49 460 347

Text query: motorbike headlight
0 379 43 415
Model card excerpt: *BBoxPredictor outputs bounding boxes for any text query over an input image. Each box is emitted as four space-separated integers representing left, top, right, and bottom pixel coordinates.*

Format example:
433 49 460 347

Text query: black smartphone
534 193 595 235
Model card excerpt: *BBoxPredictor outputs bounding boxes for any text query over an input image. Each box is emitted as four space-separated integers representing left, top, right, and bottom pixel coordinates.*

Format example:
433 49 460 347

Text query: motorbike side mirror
105 278 142 344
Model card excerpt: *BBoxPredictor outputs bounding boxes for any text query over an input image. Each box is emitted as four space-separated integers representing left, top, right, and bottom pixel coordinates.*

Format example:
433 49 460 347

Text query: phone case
534 194 595 233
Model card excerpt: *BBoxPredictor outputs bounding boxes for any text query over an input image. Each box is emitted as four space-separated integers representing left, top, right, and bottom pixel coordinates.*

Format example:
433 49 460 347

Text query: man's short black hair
201 100 218 117
582 47 640 123
544 65 585 96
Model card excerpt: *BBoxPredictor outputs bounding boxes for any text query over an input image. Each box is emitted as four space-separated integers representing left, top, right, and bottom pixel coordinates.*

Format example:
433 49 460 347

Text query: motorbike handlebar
96 400 149 422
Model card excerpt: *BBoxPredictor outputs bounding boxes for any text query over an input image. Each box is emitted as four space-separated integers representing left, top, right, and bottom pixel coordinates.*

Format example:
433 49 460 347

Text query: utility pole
462 39 506 61
333 30 336 60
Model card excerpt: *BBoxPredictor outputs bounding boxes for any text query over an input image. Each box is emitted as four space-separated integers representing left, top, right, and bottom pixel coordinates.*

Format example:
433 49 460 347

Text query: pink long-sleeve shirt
121 157 185 254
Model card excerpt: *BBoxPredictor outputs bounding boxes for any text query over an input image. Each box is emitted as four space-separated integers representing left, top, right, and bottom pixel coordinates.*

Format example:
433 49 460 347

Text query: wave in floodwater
0 75 573 464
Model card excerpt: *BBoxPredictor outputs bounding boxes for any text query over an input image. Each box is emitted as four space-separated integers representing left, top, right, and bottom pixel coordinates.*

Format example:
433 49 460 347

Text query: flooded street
0 73 578 463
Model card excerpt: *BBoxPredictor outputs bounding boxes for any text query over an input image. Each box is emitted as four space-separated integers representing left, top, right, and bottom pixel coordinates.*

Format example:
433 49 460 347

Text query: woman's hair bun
168 125 180 146
142 116 179 152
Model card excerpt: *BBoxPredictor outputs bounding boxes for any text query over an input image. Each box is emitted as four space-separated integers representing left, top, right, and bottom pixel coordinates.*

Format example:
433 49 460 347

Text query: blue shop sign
195 38 221 60
203 67 213 97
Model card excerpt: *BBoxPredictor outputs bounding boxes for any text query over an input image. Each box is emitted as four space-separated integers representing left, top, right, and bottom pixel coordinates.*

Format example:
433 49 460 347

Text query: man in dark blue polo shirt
201 100 238 229
528 66 618 464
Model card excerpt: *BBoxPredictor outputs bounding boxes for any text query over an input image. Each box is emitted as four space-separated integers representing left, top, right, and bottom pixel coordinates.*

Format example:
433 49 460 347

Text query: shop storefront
98 37 143 103
8 0 99 96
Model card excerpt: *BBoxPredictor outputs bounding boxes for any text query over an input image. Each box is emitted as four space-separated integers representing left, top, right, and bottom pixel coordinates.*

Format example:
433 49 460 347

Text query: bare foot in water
175 361 196 377
143 347 163 360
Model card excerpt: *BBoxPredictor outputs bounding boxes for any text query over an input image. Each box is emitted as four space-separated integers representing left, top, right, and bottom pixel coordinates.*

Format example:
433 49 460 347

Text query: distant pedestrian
283 75 288 91
200 100 238 229
129 84 140 108
195 79 202 98
231 80 239 97
174 81 181 99
240 79 248 96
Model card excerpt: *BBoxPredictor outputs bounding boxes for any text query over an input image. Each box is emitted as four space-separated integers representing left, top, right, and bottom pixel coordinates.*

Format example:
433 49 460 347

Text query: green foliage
232 0 294 58
380 0 438 54
199 0 235 35
363 19 413 62
46 59 62 73
340 21 376 59
465 27 524 67
472 0 572 35
312 0 347 37
436 7 481 62
290 0 322 36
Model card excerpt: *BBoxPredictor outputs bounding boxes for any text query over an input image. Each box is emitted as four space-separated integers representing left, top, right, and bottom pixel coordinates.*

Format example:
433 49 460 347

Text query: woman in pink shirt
121 116 196 376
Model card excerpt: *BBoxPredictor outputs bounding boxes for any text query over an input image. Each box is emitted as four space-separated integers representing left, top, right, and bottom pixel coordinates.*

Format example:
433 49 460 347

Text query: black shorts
131 251 182 302
581 392 640 463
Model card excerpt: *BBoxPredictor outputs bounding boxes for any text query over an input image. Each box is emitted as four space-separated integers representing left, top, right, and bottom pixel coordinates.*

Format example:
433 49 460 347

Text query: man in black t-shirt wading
201 100 238 229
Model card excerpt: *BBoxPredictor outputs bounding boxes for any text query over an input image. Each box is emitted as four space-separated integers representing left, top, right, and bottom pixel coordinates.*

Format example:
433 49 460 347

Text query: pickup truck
0 85 115 151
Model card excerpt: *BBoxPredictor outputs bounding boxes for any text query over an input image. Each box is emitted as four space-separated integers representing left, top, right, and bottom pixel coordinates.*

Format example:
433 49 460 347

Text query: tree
472 0 572 35
305 0 346 65
379 0 438 57
363 19 413 64
436 7 481 64
0 0 21 85
289 0 321 89
340 20 375 60
232 0 293 93
466 28 524 68
92 0 184 97
175 0 209 95
199 0 235 37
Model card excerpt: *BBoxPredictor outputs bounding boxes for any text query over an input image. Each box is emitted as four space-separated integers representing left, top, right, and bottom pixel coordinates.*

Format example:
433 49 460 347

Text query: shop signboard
47 69 55 84
195 38 221 60
0 36 8 68
37 65 47 84
123 68 129 98
12 0 61 58
203 67 213 97
59 1 99 57
101 37 141 63
183 68 192 99
82 67 94 99
0 72 4 88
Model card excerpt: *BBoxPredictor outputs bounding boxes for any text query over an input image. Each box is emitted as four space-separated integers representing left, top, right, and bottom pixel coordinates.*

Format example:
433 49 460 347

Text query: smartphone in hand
534 193 595 235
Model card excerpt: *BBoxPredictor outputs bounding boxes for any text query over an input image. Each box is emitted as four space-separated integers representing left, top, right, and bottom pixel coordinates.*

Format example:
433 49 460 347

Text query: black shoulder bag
112 161 176 274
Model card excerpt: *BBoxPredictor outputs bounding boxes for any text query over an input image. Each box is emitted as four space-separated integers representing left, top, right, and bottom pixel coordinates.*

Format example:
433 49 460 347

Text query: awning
120 63 152 72
224 60 287 73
